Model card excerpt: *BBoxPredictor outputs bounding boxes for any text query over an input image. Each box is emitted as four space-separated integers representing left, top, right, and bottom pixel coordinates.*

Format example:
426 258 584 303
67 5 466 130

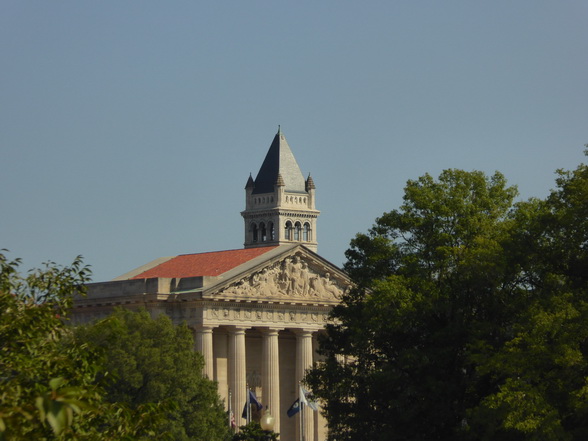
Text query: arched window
294 222 302 241
303 223 311 241
268 222 275 241
251 223 258 242
260 222 267 242
285 221 293 241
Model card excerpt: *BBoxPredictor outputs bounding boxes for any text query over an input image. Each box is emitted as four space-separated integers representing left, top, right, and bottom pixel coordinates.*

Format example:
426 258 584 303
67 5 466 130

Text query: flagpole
301 399 305 441
228 389 233 432
299 382 304 441
246 384 250 425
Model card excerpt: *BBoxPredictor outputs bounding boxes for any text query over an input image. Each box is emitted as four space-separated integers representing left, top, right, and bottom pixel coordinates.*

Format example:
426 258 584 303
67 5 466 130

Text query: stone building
73 129 350 441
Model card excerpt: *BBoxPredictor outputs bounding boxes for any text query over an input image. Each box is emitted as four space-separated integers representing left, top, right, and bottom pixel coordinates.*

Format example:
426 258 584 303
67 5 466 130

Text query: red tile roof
131 247 278 279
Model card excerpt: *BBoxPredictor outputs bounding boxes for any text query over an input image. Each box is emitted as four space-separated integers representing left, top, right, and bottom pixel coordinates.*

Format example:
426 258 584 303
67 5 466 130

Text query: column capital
192 324 215 332
292 328 314 337
226 325 249 334
259 326 284 335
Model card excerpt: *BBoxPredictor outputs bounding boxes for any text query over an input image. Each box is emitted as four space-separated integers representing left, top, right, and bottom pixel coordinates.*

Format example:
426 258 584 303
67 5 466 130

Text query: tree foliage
0 253 230 441
307 157 588 441
468 154 588 441
0 253 165 440
75 308 231 441
231 421 278 441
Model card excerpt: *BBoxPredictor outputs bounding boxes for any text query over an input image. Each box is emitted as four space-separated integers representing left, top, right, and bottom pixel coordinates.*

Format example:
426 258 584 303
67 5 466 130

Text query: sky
1 1 587 282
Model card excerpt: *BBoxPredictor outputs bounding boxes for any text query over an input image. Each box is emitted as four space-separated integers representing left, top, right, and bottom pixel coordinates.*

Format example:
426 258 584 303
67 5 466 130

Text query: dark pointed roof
245 173 255 189
252 129 306 194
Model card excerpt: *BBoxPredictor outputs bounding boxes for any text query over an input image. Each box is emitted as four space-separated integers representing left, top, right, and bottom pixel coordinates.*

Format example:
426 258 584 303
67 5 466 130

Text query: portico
194 324 322 436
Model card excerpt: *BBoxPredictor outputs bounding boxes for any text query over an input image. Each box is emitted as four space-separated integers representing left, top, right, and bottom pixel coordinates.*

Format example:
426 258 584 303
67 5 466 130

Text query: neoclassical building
73 129 350 441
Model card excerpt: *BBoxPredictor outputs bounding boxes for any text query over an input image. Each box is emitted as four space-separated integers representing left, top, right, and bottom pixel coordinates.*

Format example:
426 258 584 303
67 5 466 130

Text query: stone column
214 331 229 408
228 326 247 427
194 325 214 379
313 332 327 441
295 329 314 441
261 328 281 433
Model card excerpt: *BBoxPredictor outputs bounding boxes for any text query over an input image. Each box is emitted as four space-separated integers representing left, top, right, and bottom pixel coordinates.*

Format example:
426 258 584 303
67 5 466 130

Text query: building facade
73 129 349 441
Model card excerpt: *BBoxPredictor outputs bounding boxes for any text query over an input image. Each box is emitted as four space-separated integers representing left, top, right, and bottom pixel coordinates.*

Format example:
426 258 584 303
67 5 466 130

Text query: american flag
229 409 236 428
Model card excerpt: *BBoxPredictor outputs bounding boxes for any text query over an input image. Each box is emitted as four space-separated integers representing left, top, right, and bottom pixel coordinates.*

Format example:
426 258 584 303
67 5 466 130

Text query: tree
308 160 588 441
0 252 164 440
231 421 278 441
468 152 588 440
75 308 231 441
307 169 525 440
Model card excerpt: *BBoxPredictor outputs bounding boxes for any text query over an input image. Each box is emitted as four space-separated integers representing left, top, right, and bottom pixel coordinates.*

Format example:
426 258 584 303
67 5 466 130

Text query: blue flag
242 389 263 418
287 398 300 417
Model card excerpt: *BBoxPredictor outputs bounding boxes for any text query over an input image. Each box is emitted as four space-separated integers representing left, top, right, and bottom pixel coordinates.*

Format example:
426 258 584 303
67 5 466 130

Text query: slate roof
252 128 307 194
130 246 278 279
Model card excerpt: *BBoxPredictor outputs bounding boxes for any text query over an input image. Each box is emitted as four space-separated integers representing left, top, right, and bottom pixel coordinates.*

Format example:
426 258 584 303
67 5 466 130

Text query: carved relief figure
216 255 344 301
318 272 343 299
298 262 311 296
281 257 296 294
290 256 303 295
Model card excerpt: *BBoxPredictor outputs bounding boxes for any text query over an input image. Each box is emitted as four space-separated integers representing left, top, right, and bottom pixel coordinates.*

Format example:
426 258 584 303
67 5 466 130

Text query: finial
245 173 255 189
278 125 281 134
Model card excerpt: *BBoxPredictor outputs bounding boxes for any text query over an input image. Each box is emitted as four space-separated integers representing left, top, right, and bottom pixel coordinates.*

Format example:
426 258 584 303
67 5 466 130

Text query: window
260 222 267 242
285 221 293 241
268 222 275 241
303 223 311 241
251 223 258 242
294 222 302 241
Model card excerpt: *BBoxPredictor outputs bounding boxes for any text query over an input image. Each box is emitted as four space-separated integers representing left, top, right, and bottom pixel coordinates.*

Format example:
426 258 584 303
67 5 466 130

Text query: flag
300 385 319 411
288 386 319 418
299 385 308 407
242 389 263 418
287 398 301 417
249 389 262 411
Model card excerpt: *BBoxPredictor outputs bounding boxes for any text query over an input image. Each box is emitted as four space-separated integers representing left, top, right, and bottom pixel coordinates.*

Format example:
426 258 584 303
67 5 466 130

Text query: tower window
303 223 311 241
294 222 302 241
285 221 293 241
269 222 275 241
251 223 258 242
260 222 267 242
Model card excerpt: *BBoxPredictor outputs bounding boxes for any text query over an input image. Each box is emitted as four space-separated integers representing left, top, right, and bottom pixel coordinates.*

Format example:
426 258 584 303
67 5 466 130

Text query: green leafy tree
0 252 165 440
307 170 523 440
469 151 588 440
231 421 278 441
308 160 588 441
75 308 231 441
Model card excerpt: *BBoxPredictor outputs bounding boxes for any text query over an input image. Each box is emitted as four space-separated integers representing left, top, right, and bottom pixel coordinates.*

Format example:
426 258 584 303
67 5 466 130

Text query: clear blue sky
1 1 586 282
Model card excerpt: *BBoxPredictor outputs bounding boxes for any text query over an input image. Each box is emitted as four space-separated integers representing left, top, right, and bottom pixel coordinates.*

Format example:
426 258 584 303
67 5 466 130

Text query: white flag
299 385 308 406
300 385 319 411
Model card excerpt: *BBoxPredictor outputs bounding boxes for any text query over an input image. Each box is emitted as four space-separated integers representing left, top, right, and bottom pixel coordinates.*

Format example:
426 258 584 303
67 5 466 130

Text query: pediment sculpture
214 255 346 301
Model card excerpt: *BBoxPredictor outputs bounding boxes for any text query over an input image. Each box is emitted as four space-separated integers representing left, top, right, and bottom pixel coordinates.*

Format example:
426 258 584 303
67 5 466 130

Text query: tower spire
241 130 320 252
251 128 305 195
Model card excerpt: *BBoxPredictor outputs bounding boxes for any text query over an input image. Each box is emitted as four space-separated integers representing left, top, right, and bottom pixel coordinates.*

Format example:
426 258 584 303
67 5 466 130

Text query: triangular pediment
204 245 349 304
